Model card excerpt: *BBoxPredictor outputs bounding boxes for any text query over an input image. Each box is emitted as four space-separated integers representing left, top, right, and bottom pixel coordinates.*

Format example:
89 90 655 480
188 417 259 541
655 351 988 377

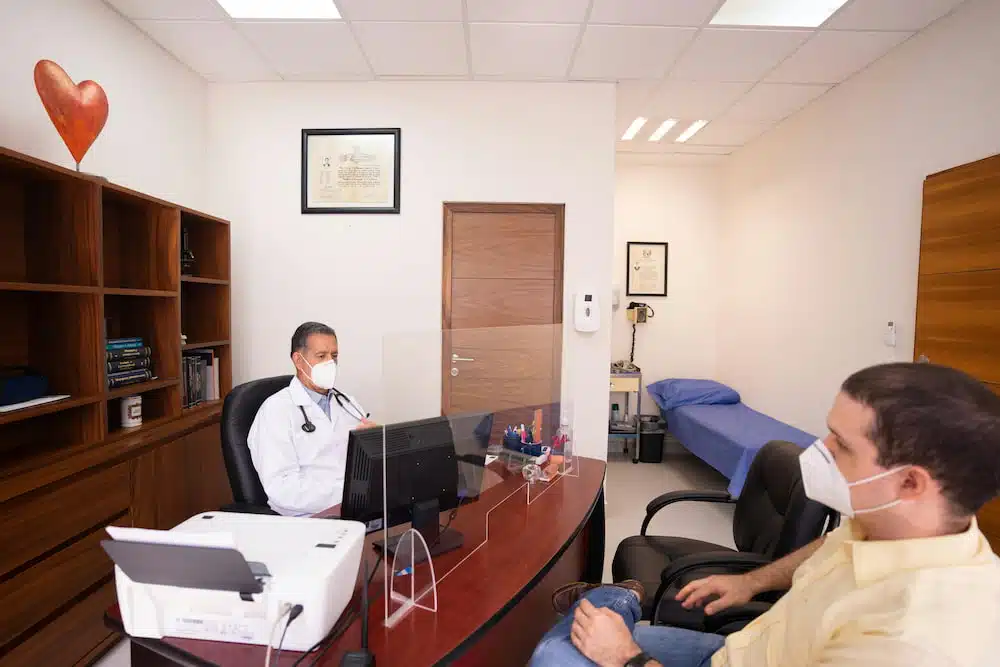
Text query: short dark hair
841 363 1000 516
290 321 337 357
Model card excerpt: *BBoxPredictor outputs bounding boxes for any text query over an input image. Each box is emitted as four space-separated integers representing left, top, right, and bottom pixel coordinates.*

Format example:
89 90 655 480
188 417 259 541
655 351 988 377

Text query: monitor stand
375 499 464 563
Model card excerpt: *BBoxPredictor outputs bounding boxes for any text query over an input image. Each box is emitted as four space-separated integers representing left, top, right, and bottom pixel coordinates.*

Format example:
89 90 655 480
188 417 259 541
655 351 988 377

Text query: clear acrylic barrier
377 324 568 626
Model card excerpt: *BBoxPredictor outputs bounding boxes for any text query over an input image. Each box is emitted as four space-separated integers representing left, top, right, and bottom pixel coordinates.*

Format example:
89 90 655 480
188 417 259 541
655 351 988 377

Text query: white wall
613 158 723 414
0 0 207 208
718 0 1000 435
206 82 616 458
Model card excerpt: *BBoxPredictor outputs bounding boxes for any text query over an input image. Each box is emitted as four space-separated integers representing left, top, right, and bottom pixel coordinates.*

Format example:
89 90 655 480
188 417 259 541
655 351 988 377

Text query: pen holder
503 433 525 451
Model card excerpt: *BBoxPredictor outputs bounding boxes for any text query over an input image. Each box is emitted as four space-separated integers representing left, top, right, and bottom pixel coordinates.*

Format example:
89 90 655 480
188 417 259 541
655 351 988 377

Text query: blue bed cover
663 403 816 497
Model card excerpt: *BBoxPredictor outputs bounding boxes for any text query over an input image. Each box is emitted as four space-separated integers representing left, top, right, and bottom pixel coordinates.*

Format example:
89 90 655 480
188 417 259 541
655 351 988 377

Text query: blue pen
396 567 413 577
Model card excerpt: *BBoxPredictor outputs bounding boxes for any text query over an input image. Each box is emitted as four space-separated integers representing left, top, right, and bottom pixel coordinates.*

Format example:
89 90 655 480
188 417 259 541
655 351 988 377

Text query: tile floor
96 449 733 667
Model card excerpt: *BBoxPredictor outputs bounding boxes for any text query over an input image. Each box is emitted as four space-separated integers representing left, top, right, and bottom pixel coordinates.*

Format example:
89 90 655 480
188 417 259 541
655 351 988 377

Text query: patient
532 363 1000 667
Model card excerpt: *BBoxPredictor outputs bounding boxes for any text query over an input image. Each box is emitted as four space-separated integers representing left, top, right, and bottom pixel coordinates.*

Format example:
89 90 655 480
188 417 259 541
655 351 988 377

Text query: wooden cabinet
0 146 234 665
916 153 1000 553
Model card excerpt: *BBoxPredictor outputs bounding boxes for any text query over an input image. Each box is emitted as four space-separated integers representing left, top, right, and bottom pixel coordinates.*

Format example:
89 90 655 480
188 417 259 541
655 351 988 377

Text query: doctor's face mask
294 333 339 391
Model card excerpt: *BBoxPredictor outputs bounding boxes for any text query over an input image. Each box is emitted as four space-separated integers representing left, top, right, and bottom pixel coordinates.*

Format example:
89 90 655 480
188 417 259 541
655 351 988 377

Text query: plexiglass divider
377 324 566 627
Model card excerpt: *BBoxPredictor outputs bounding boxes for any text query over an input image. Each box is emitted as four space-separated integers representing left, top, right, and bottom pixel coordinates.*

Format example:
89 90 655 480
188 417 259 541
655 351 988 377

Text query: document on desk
106 525 237 549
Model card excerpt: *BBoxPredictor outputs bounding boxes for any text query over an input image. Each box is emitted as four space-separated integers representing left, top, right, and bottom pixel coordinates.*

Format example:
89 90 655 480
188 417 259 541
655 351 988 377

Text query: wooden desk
105 457 606 666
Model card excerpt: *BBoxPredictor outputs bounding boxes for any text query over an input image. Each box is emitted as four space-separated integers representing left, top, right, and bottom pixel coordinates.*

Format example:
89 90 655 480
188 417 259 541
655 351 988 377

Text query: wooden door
915 154 1000 552
442 203 564 436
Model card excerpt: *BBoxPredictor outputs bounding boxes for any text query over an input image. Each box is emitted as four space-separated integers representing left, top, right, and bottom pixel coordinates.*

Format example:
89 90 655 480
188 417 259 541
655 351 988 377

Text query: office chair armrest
701 601 774 635
641 490 735 535
651 551 774 618
218 502 278 515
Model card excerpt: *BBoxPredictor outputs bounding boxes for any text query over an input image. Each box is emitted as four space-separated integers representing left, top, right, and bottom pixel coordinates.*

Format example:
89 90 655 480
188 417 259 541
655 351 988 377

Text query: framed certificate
301 128 401 214
626 241 668 297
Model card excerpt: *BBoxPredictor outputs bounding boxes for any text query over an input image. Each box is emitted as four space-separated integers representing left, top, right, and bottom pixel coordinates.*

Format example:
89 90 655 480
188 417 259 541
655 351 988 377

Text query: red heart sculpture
33 59 109 167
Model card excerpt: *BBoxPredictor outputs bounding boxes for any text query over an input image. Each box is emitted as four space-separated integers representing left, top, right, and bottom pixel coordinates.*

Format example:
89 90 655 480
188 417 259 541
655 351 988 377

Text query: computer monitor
342 415 484 558
447 411 493 501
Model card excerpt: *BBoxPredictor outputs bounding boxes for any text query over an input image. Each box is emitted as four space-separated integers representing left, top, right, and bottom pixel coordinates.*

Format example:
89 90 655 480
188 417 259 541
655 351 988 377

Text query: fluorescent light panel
621 117 647 141
648 119 678 142
216 0 341 19
710 0 849 28
675 120 708 143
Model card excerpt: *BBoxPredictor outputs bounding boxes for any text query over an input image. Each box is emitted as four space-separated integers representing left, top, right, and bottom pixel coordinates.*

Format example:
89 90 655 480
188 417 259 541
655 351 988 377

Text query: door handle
452 354 475 362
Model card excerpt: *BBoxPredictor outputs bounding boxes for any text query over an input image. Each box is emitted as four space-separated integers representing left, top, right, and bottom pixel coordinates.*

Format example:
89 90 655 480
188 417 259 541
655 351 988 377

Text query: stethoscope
299 388 369 433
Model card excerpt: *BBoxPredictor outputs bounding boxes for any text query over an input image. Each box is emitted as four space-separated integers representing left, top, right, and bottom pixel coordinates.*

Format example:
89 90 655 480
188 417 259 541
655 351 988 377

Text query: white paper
0 395 70 413
106 525 236 549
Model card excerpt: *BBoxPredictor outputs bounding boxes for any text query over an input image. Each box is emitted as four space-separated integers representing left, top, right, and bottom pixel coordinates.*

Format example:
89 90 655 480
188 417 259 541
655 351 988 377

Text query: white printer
104 512 366 651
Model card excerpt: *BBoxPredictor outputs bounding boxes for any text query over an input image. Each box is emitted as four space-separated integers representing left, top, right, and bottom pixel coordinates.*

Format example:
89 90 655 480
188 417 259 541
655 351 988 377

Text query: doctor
248 321 372 516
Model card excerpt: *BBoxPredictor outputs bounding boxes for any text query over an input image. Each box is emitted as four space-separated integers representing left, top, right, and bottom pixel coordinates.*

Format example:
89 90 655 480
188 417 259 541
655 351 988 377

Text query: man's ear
899 466 933 500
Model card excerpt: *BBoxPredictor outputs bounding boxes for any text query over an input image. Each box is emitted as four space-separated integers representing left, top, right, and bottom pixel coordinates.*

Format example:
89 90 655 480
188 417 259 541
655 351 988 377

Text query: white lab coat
247 376 366 517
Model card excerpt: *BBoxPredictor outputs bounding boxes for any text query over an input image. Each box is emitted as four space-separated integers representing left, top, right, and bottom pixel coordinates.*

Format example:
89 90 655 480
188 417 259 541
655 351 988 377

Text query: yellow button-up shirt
713 518 1000 667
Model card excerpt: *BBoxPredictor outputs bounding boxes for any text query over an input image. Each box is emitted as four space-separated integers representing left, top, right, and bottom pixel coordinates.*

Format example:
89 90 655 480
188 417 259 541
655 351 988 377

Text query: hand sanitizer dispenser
575 293 600 333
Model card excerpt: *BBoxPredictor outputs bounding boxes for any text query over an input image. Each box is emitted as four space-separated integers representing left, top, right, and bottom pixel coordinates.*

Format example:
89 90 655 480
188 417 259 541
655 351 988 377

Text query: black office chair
219 375 293 514
612 440 837 632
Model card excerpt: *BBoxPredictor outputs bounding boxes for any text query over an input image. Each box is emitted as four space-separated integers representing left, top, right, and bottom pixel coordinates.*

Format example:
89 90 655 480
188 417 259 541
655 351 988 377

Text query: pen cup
503 433 523 451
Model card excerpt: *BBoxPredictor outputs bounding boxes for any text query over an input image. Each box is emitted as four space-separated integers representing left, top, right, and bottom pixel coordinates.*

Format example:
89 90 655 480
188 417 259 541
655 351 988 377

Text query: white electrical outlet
883 321 897 348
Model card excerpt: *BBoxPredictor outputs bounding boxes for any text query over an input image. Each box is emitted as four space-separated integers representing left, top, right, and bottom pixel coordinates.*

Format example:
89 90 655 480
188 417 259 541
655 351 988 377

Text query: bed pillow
646 378 741 411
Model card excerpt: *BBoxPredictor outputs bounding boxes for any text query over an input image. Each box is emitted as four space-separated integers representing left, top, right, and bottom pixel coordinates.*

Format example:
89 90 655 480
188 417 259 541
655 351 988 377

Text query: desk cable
265 603 303 667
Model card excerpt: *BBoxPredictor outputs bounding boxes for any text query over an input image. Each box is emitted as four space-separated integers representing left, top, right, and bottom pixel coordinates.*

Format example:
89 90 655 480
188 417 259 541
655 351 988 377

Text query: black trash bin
638 429 666 463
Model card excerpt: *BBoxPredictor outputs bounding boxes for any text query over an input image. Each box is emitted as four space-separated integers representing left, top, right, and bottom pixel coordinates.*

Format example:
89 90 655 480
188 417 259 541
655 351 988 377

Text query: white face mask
799 439 909 518
299 356 337 391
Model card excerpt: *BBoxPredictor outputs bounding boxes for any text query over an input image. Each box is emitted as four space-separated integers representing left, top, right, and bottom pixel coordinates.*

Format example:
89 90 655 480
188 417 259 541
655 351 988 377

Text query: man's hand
571 600 645 667
354 419 378 429
675 574 756 616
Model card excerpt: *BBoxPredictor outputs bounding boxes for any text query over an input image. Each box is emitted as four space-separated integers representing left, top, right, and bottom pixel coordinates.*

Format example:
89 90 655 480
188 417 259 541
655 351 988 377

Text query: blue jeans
530 587 725 667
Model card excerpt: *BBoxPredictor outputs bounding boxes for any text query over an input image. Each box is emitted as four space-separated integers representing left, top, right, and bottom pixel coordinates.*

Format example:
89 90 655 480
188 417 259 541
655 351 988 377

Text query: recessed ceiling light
710 0 849 28
675 120 709 143
621 117 648 141
216 0 341 19
648 119 678 142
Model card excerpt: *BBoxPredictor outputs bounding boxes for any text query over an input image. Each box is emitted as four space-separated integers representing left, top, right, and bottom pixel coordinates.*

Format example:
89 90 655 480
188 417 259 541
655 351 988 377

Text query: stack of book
107 338 154 390
183 349 221 408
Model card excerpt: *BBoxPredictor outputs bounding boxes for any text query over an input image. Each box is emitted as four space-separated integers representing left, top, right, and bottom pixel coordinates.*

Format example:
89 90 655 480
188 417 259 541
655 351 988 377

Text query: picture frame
626 241 668 297
301 128 401 214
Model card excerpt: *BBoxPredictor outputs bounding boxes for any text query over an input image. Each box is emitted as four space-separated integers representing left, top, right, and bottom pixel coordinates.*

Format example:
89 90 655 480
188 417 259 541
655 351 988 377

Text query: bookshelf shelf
0 145 233 666
105 378 179 400
181 276 229 285
0 282 101 294
0 395 103 427
182 340 230 351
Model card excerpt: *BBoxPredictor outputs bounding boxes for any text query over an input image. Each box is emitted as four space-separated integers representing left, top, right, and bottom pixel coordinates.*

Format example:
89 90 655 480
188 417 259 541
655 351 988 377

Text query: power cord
272 604 304 667
265 603 301 667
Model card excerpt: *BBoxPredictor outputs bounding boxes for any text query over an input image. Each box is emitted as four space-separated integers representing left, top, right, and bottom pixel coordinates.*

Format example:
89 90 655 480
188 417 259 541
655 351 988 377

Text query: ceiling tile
687 118 773 145
335 0 463 21
572 25 697 80
352 22 468 76
646 80 753 120
616 81 657 114
235 21 370 77
466 0 590 23
589 0 722 27
104 0 227 20
469 24 578 78
617 141 734 154
725 83 830 121
766 29 910 83
825 0 966 31
669 28 811 82
135 20 276 79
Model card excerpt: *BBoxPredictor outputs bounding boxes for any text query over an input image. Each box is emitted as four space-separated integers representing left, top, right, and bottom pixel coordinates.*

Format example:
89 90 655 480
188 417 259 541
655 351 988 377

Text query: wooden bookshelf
0 146 234 666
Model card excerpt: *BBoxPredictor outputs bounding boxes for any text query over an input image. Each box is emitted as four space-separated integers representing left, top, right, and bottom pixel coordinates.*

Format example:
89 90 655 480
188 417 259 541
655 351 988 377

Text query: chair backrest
733 440 837 557
220 375 292 505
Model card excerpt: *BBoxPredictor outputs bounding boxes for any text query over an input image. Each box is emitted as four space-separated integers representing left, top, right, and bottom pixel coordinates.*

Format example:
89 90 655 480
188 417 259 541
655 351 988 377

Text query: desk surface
106 457 606 666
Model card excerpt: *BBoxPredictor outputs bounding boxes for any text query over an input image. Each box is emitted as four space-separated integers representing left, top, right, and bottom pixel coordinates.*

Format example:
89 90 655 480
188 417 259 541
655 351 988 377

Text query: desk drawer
0 463 130 577
0 579 117 667
609 376 640 393
0 517 125 649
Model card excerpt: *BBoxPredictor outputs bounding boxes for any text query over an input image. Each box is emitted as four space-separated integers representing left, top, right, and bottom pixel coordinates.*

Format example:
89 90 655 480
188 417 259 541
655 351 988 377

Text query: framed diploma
301 128 401 214
626 241 668 297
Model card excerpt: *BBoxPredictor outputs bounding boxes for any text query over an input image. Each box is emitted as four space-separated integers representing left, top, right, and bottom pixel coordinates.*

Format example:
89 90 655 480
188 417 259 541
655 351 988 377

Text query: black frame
301 128 401 214
626 241 668 297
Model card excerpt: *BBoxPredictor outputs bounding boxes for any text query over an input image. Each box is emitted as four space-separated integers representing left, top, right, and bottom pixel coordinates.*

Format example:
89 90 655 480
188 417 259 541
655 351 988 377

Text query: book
107 358 152 374
107 337 143 346
107 346 152 362
107 369 153 389
107 339 146 351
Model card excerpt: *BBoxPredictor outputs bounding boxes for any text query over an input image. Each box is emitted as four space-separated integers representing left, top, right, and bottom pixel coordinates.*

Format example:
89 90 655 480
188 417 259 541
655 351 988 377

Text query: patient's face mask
299 355 338 391
799 439 909 518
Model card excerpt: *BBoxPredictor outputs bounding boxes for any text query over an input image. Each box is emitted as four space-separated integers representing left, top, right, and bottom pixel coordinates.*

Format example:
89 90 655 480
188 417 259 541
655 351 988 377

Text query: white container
121 395 142 429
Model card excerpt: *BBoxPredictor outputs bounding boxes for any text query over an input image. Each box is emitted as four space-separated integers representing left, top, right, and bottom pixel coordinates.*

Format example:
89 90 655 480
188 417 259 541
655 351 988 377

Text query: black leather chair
219 375 292 514
612 440 837 631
